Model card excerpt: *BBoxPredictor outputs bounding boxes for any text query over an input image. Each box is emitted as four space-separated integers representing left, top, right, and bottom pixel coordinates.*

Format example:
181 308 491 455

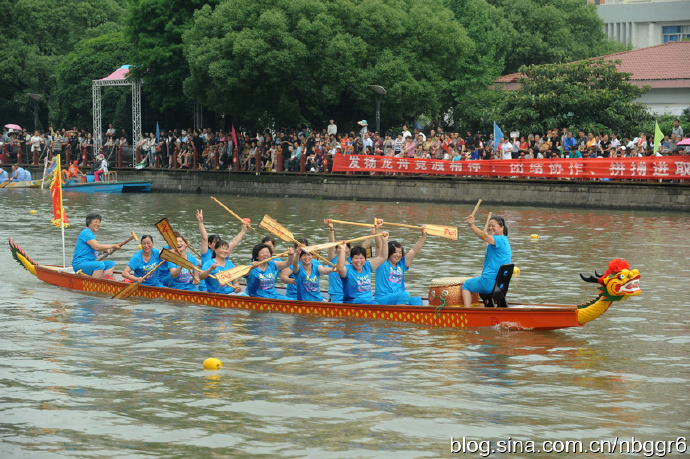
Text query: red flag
50 154 69 227
231 124 238 152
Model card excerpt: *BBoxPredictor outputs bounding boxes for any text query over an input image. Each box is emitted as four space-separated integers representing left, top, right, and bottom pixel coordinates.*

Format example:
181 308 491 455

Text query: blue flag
493 122 503 151
156 122 160 144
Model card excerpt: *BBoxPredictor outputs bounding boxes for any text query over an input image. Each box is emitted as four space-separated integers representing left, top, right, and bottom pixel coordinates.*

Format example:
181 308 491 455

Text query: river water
0 188 688 458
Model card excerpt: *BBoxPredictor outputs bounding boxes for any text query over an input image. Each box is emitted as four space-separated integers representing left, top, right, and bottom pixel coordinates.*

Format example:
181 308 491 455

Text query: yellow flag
653 121 663 155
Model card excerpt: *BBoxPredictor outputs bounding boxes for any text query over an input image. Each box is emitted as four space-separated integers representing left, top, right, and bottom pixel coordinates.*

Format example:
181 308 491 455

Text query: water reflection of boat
9 239 641 331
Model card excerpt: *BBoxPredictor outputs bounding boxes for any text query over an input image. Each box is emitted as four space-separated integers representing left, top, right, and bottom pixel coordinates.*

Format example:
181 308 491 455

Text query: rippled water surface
1 188 688 458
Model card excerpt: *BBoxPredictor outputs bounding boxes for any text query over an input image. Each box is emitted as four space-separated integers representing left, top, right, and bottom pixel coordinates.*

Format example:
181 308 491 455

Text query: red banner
332 153 690 180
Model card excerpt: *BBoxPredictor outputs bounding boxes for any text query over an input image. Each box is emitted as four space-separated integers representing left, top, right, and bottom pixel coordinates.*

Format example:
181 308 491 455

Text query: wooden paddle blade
155 218 179 250
424 224 459 240
259 214 294 242
215 265 252 285
159 248 198 272
112 281 140 299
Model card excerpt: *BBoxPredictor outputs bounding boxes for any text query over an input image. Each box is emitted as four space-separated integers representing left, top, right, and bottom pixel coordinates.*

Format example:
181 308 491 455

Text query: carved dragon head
580 259 641 302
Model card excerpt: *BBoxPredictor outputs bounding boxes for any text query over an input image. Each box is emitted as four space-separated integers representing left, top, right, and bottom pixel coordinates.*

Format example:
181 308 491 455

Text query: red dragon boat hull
32 264 582 330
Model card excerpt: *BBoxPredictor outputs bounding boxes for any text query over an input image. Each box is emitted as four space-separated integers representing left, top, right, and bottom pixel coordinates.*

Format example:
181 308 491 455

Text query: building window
663 25 690 43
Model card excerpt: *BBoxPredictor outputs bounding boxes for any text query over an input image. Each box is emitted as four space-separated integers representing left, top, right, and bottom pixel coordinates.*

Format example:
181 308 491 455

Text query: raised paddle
154 218 201 259
471 199 482 217
377 220 458 240
215 251 290 286
330 218 458 240
299 233 381 254
97 231 137 261
484 212 492 233
112 261 165 299
210 196 260 234
159 248 217 279
259 214 335 267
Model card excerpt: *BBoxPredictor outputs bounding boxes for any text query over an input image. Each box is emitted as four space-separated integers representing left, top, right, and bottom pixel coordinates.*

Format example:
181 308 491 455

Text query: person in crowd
245 243 294 299
460 214 512 308
672 119 683 138
374 226 427 306
72 212 122 280
335 225 388 305
121 235 164 287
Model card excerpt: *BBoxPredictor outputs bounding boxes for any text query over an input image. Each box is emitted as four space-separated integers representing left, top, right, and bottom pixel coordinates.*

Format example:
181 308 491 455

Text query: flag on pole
50 154 69 228
493 122 503 151
653 121 663 155
156 122 160 144
231 124 238 152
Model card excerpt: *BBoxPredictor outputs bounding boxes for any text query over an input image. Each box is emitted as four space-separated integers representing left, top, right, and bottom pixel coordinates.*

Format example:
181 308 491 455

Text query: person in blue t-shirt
200 239 244 294
0 167 8 183
121 234 163 287
72 212 123 279
335 228 389 305
291 247 335 302
461 214 512 307
167 232 211 291
374 226 427 306
280 238 308 300
245 243 294 299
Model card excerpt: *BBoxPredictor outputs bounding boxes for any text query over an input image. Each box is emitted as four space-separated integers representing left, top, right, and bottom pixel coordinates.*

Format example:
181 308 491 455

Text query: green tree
487 0 627 74
52 32 133 130
498 59 651 135
125 0 218 113
0 0 125 130
182 0 473 131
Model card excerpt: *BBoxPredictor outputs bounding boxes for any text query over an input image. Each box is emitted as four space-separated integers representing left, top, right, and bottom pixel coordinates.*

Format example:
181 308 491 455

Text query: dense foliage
0 0 656 136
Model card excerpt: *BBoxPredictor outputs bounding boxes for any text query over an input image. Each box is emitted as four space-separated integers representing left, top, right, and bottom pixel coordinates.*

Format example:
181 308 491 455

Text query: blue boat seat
479 264 514 308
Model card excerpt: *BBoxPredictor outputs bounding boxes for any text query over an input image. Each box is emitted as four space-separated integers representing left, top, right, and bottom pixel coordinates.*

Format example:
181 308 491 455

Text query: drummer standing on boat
461 214 512 307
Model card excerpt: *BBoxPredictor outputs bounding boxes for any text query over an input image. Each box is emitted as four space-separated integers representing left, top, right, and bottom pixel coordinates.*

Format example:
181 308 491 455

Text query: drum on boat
428 277 479 307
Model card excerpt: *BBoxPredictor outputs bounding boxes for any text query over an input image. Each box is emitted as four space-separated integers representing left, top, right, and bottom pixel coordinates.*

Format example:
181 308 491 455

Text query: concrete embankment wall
116 170 689 211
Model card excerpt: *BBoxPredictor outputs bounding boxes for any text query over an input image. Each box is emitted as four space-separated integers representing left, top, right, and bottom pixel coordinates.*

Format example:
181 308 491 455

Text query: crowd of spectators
2 118 688 174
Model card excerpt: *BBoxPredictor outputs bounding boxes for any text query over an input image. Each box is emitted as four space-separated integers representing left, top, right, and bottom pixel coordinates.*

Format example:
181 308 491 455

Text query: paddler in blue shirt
335 225 388 305
461 214 512 307
374 226 427 306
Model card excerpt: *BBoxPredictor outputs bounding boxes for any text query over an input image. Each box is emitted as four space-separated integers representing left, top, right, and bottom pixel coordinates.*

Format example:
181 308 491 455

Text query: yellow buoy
530 234 539 239
137 244 142 250
30 210 37 214
513 266 521 275
203 358 222 370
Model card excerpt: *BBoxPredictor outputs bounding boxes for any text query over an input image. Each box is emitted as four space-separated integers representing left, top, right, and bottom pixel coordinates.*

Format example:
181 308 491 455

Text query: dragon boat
9 238 641 331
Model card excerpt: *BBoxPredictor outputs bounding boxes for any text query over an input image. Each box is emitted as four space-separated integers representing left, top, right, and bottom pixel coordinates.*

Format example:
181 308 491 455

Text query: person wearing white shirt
402 125 412 139
327 119 337 136
500 138 513 159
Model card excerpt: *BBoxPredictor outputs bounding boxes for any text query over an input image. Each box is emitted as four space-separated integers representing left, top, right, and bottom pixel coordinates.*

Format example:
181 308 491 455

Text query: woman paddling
374 226 427 306
121 235 163 287
460 215 512 307
245 243 294 300
335 227 388 304
72 212 122 279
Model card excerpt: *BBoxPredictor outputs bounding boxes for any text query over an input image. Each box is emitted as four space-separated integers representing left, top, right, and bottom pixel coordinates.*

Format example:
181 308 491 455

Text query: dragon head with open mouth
577 259 641 324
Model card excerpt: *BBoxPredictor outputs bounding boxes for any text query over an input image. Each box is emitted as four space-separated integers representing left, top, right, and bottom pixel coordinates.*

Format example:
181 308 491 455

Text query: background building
495 41 690 115
589 0 690 49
